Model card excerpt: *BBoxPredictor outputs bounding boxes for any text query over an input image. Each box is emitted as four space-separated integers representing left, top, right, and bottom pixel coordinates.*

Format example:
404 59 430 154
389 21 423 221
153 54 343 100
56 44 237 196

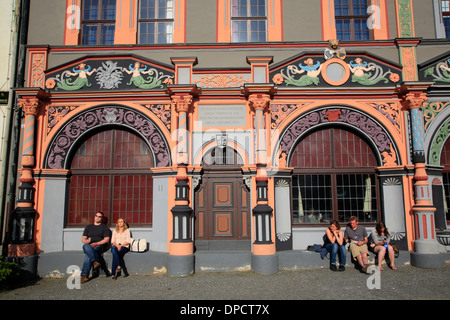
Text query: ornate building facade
4 0 450 276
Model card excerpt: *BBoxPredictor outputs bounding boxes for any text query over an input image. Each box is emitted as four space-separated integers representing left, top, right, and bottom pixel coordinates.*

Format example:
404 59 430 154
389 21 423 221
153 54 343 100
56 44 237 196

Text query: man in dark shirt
80 211 111 283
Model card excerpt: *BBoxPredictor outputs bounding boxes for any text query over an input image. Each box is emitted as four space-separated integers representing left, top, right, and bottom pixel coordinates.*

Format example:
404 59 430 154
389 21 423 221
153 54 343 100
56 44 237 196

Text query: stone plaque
198 105 246 127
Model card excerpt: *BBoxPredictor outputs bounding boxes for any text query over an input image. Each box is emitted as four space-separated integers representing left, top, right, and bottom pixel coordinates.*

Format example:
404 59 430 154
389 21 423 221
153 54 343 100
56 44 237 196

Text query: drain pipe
0 0 22 256
1 0 29 257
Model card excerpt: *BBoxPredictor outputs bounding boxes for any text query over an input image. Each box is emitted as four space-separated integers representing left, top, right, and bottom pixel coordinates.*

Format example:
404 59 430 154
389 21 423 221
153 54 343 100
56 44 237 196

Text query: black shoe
338 265 345 271
330 264 337 271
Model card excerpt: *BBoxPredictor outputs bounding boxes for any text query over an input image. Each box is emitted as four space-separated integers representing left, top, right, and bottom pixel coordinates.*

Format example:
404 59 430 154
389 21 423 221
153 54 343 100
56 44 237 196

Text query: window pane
334 128 377 167
441 138 450 221
354 19 370 40
113 130 153 168
100 23 115 45
159 0 174 19
69 129 154 227
67 175 111 226
140 0 156 19
139 22 155 44
291 128 378 224
112 175 153 225
442 0 450 12
335 0 349 16
72 130 112 169
157 22 174 44
250 20 266 42
83 0 99 20
336 19 351 41
290 130 332 168
232 20 247 42
337 174 377 223
250 0 265 17
353 0 368 16
82 24 98 45
444 17 450 38
102 0 116 19
232 0 248 17
292 175 332 223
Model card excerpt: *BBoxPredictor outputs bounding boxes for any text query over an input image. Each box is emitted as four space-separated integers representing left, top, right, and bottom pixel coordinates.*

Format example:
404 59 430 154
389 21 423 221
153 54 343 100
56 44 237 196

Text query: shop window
290 128 379 224
138 0 174 44
67 129 154 227
231 0 267 42
80 0 116 45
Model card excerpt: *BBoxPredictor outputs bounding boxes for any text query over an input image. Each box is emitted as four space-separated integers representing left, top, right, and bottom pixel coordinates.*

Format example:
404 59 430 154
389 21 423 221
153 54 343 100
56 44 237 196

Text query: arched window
67 129 154 227
441 137 450 222
290 127 380 224
202 146 244 166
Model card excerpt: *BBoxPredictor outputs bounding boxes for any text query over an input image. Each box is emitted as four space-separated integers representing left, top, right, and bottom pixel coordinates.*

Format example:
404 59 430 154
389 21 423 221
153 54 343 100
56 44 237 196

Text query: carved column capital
248 93 271 113
18 98 43 116
172 94 194 114
403 91 428 110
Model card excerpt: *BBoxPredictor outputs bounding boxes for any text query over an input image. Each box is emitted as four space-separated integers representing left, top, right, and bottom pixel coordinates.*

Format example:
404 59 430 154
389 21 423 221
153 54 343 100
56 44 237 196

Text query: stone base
410 252 445 268
167 254 194 277
8 243 36 257
251 254 279 275
5 254 39 280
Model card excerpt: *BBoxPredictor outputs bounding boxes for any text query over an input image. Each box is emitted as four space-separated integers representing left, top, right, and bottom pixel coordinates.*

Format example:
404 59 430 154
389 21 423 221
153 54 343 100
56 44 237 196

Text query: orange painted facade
5 0 450 275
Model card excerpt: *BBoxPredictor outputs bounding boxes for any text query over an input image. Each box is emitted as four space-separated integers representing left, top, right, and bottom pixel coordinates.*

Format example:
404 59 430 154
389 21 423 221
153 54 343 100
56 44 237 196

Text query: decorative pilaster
400 84 445 268
167 86 197 277
247 90 278 274
7 90 48 280
172 94 193 165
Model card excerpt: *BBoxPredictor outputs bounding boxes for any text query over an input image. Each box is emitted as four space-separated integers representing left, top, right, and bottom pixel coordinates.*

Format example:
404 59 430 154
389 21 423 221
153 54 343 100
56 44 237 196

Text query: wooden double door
194 169 250 242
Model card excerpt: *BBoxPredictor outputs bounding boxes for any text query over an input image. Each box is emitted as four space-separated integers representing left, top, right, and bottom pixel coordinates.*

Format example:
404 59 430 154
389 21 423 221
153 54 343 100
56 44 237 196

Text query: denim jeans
111 245 129 276
325 242 347 265
81 243 103 277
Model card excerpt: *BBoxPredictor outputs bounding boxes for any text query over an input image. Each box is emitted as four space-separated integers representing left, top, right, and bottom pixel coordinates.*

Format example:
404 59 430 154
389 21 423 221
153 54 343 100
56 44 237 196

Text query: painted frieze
45 56 174 92
419 52 450 83
45 105 171 169
270 53 401 88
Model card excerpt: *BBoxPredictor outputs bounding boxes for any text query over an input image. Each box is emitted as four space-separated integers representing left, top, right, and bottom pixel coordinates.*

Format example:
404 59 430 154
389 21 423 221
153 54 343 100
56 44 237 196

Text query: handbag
130 238 148 252
391 244 400 258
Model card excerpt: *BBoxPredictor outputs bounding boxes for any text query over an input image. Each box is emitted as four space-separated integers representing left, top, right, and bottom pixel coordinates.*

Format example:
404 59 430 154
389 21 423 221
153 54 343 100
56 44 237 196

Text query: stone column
167 87 196 276
401 85 445 268
7 90 47 279
248 92 278 274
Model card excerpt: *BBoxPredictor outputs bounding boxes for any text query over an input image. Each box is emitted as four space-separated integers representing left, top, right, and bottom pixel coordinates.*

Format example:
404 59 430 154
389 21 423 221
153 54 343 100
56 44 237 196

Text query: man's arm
81 235 90 244
90 237 110 247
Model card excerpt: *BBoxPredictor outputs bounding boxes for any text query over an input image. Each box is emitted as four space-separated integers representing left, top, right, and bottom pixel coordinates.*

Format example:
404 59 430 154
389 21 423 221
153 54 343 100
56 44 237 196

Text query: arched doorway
194 146 250 250
290 127 381 225
66 128 154 227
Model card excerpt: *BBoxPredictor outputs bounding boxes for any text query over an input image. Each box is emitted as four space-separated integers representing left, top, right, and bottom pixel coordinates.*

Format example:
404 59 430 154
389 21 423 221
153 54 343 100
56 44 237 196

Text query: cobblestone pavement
1 265 448 318
1 264 449 302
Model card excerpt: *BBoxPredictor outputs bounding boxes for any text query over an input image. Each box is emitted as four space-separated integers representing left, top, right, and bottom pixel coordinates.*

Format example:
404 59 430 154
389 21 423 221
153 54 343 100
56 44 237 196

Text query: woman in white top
111 218 131 279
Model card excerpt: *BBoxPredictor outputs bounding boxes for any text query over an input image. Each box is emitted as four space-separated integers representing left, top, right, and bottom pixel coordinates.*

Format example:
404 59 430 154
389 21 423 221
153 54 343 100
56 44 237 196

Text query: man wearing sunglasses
80 211 111 283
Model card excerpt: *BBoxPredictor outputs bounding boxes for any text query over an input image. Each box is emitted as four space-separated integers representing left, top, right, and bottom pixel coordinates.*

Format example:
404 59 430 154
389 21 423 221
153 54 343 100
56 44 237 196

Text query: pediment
269 51 402 88
44 55 174 92
418 51 450 84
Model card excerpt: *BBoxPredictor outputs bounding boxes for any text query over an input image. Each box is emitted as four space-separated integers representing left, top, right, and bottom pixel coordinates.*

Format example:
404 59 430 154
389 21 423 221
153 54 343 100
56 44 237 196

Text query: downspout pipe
1 0 29 257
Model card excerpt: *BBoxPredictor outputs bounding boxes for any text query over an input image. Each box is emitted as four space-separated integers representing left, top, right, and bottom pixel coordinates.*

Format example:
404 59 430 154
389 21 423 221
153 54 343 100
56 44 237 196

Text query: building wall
9 0 450 258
